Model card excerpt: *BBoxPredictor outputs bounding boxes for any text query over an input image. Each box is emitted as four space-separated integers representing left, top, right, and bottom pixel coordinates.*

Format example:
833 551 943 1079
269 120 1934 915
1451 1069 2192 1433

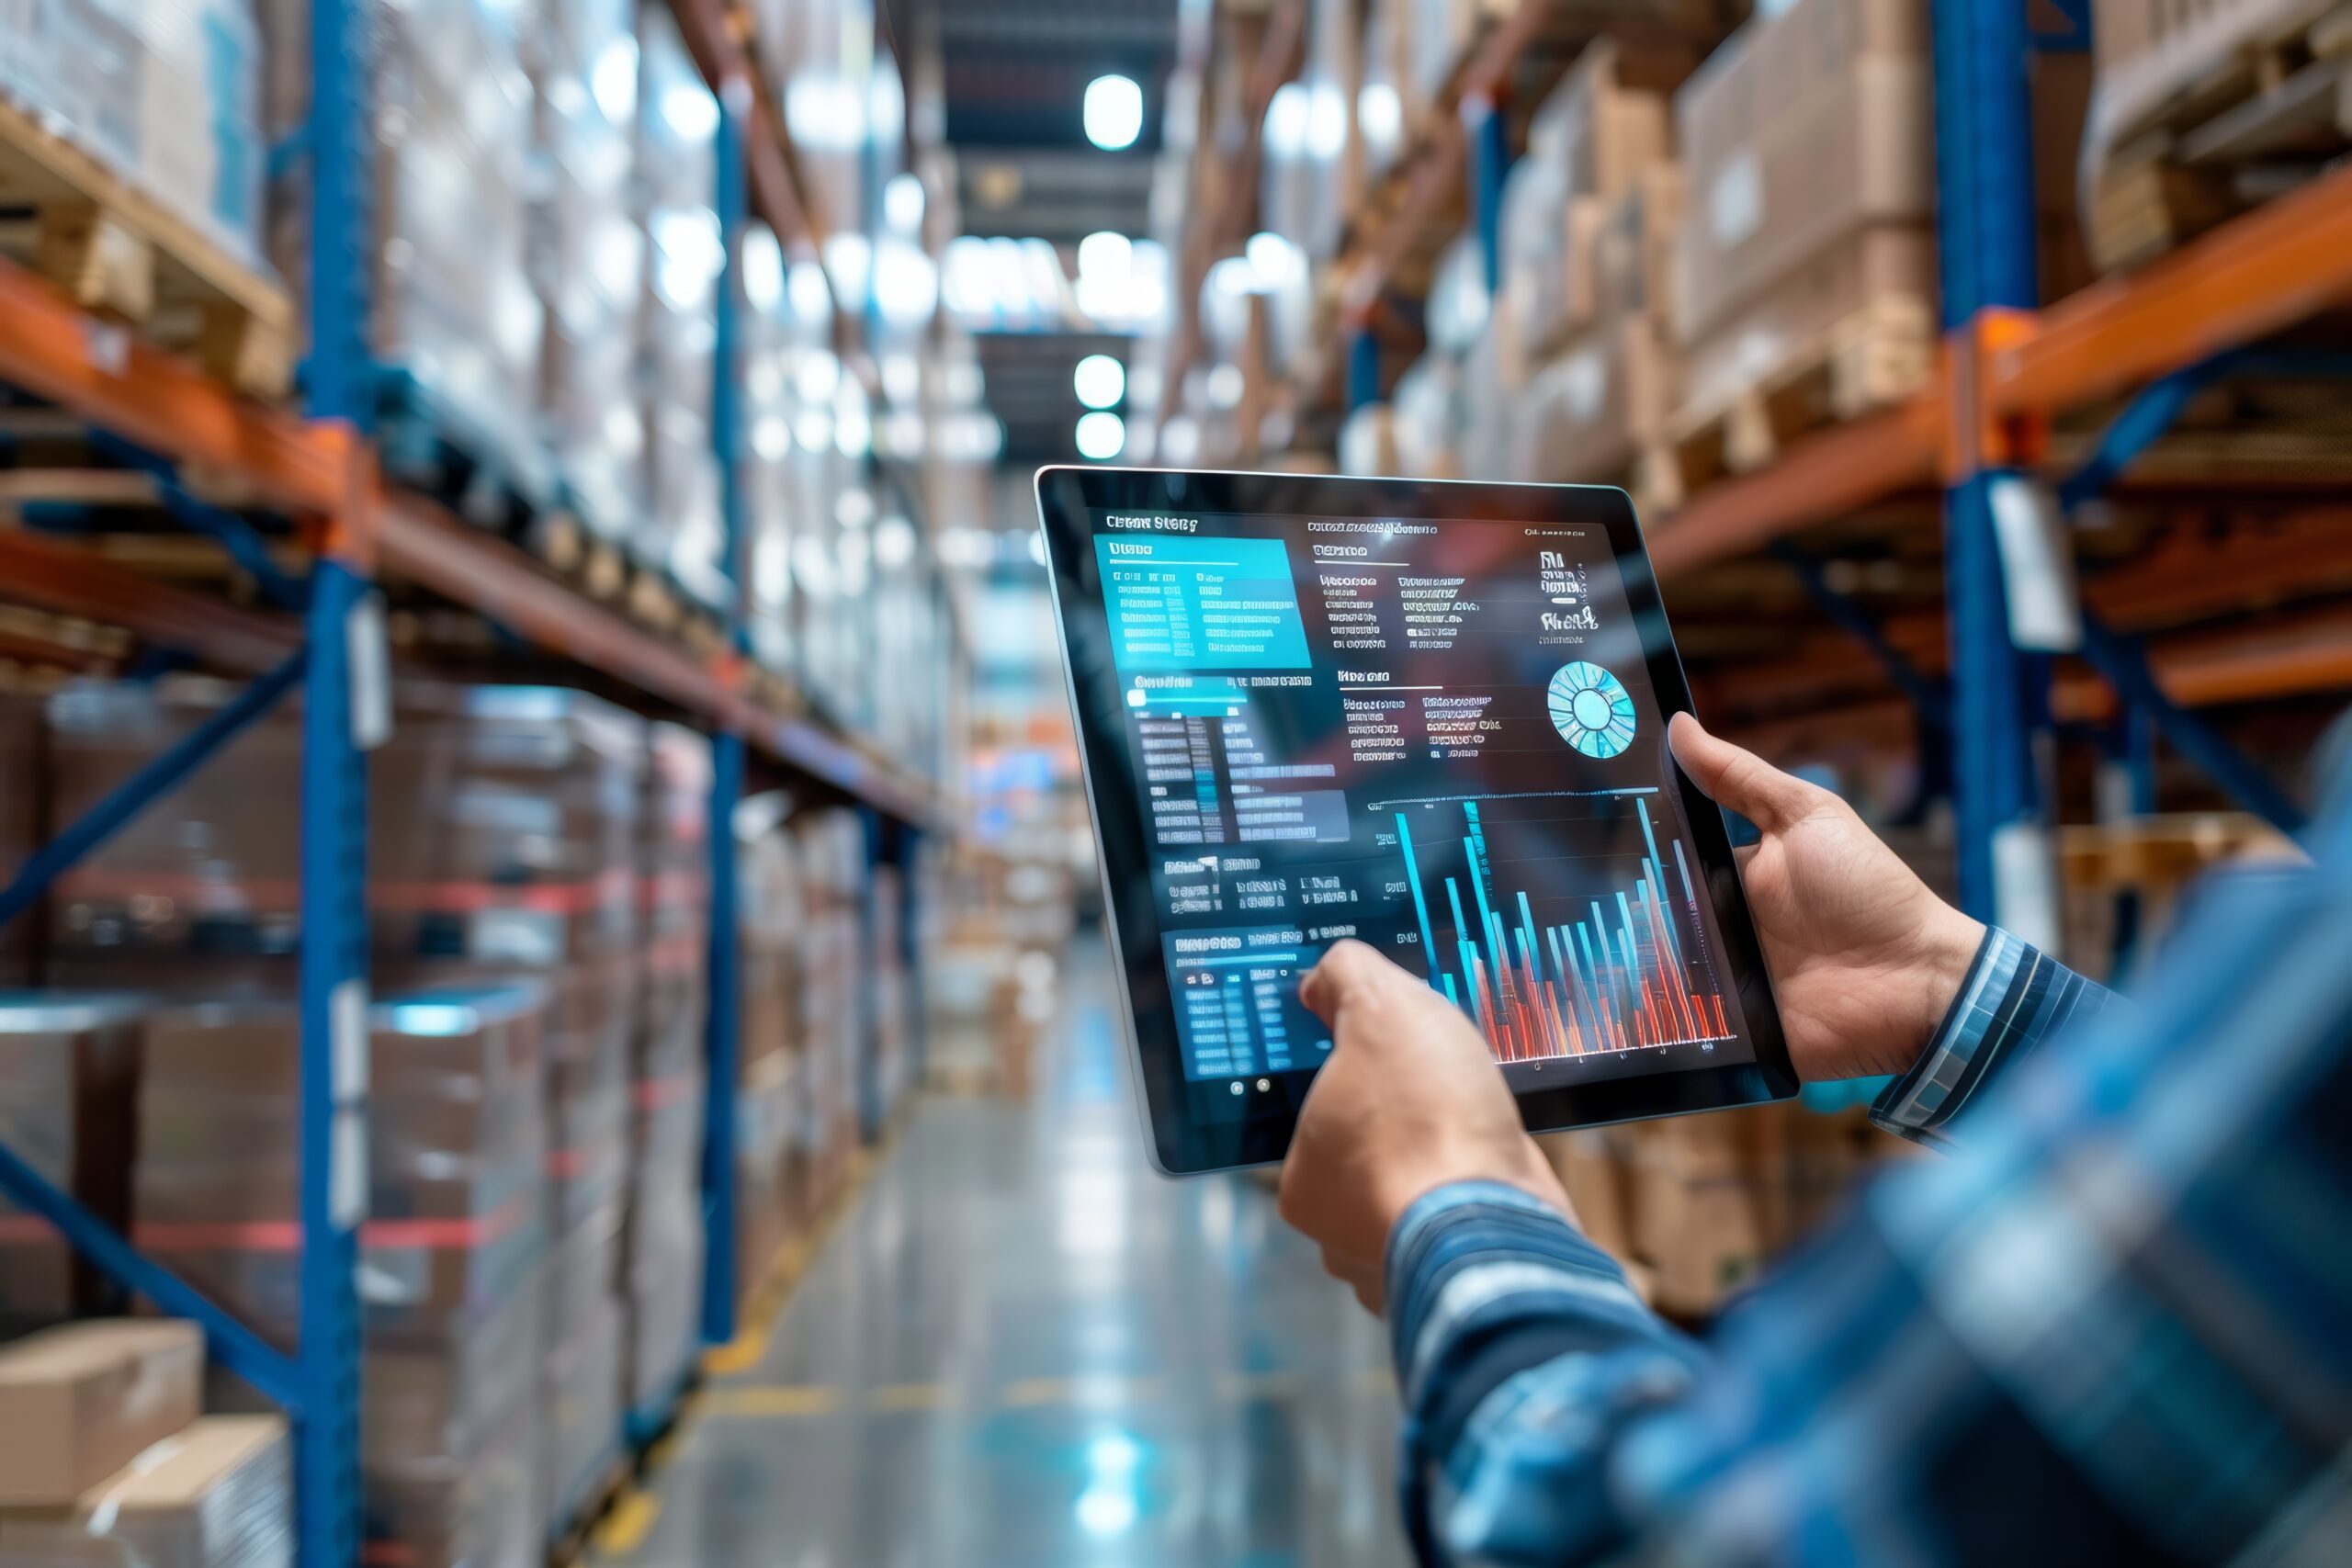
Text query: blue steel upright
700 88 751 1348
300 2 375 1560
1931 0 2048 920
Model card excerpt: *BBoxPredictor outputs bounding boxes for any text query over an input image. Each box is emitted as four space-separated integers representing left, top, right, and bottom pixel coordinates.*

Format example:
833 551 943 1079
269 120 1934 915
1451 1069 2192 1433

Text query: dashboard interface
1085 502 1758 1117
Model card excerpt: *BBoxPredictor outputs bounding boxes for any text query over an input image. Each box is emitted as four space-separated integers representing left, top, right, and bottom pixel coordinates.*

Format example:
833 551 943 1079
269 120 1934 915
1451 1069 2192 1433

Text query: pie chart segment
1547 662 1636 759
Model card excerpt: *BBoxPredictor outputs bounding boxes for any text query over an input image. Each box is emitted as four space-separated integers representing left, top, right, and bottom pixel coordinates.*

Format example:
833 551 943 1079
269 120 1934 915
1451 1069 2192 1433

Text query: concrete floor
600 948 1411 1568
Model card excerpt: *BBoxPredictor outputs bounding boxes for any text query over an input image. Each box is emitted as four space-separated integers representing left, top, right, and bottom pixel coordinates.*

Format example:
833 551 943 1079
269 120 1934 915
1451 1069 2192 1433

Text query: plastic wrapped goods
130 986 552 1568
0 1416 293 1568
43 681 306 997
526 0 648 543
0 996 145 1332
634 1 728 608
0 0 270 267
256 0 544 481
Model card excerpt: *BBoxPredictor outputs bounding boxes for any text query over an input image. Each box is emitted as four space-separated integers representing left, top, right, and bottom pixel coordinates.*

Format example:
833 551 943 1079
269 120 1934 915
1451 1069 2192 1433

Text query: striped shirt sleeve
1868 926 2112 1149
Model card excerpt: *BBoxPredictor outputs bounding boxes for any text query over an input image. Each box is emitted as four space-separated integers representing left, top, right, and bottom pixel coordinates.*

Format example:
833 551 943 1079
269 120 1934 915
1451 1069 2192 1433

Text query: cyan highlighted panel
1096 535 1311 673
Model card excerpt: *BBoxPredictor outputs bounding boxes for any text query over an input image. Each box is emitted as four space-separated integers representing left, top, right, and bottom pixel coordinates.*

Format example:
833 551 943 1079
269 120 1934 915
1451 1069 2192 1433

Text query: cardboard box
0 1320 203 1506
0 1414 291 1568
1670 0 1933 353
1513 312 1676 483
1529 39 1673 206
0 995 146 1326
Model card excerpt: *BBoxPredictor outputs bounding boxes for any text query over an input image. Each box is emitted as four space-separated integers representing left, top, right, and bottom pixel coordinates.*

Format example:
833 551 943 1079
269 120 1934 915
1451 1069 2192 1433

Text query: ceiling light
1245 231 1303 288
883 172 925 234
1077 231 1133 279
1073 354 1126 411
1083 74 1144 152
1075 411 1126 461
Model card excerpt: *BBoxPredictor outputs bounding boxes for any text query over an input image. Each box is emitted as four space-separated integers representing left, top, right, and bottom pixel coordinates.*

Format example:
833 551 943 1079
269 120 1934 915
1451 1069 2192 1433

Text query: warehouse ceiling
883 0 1188 464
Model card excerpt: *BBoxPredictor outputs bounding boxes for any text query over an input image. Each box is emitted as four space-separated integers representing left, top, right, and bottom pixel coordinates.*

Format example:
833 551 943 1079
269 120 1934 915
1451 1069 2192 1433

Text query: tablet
1037 468 1795 1174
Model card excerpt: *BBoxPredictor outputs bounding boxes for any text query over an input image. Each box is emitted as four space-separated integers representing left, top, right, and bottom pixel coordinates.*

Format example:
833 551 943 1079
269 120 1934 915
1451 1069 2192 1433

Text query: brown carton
0 1415 290 1568
0 1320 203 1505
1514 313 1677 484
1670 0 1934 355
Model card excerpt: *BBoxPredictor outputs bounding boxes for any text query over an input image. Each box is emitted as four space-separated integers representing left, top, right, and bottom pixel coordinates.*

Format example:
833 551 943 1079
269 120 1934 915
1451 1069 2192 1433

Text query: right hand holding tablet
1666 714 1984 1083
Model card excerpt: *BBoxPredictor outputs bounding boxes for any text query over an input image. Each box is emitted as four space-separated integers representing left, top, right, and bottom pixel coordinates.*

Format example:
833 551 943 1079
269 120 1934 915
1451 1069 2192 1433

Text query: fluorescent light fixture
874 516 917 569
880 353 922 404
1208 254 1261 298
1075 410 1125 461
662 82 720 142
1206 363 1246 410
1359 82 1402 150
1083 73 1144 151
873 239 938 328
823 232 873 310
883 172 925 233
742 227 786 313
1160 415 1201 464
1077 231 1132 280
794 350 841 406
1264 81 1309 158
590 38 639 123
788 260 832 326
1073 354 1126 411
1245 231 1303 288
835 488 876 529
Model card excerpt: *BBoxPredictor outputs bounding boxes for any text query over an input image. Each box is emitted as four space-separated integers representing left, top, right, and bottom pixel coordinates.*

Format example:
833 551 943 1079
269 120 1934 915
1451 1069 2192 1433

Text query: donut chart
1547 662 1636 759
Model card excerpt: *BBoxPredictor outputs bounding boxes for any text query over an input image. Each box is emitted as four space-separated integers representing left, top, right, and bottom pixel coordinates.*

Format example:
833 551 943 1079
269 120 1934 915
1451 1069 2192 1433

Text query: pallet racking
0 3 941 1562
1172 0 2352 931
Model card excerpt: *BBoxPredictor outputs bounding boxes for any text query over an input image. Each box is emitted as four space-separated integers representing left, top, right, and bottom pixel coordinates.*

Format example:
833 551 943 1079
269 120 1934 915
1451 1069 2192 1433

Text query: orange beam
0 259 345 518
0 527 299 673
375 495 936 825
1646 395 1945 580
1994 161 2352 417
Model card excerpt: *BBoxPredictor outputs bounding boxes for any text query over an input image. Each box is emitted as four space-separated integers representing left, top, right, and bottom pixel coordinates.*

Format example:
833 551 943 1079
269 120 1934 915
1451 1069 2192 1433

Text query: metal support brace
1769 543 1951 725
0 1140 301 1408
1346 327 1379 413
2077 615 2308 833
700 90 750 1348
80 433 310 610
1935 0 2052 930
0 651 306 930
1468 103 1509 299
296 560 369 1568
308 0 374 427
856 807 888 1145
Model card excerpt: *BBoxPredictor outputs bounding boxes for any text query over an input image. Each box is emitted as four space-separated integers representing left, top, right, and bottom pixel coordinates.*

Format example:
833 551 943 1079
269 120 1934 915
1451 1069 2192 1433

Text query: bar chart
1385 788 1736 1062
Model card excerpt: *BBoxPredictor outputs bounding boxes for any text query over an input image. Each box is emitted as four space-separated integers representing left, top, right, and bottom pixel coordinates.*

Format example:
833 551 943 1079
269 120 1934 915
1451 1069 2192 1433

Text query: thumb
1299 939 1408 1029
1668 713 1819 832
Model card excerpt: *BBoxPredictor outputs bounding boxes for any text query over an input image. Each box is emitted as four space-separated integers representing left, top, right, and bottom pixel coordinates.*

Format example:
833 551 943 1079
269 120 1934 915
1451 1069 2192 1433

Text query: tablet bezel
1037 466 1798 1175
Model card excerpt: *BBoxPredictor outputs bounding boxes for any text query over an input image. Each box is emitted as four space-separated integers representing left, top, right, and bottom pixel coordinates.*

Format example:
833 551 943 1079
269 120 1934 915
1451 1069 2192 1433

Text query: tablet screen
1043 471 1791 1170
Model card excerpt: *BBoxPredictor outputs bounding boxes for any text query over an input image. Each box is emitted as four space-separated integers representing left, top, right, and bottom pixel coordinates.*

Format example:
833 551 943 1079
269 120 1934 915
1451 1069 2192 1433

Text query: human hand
1667 713 1984 1082
1279 940 1571 1314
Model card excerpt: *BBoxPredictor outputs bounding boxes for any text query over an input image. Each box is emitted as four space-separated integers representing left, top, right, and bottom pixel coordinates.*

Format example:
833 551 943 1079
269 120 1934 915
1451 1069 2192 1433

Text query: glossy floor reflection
600 945 1411 1568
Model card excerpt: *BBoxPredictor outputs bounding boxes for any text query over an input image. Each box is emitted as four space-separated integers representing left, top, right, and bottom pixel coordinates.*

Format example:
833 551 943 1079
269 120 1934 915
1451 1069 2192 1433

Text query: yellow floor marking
868 1382 950 1411
701 1329 770 1377
1358 1365 1397 1394
1217 1369 1306 1402
701 1384 842 1418
998 1375 1070 1407
593 1488 662 1556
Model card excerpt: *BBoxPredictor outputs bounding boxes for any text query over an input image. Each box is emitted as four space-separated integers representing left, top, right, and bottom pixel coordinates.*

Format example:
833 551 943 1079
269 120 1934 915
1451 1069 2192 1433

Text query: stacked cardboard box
1542 1101 1914 1317
633 1 729 611
373 685 641 1538
0 997 144 1333
43 682 306 998
735 795 807 1279
793 811 869 1219
526 0 650 547
0 0 271 269
622 724 711 1411
0 1323 289 1568
1502 43 1684 486
256 0 546 481
1668 0 1937 435
132 989 551 1567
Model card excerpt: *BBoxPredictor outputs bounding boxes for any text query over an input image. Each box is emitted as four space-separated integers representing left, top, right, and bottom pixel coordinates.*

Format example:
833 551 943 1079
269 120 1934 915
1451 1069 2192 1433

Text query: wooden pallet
1660 297 1934 498
0 97 292 397
526 509 632 604
2088 2 2352 270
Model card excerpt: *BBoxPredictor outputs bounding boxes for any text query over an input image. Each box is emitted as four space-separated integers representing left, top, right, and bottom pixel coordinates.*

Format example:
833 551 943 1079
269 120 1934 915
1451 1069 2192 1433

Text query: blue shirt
1385 802 2352 1564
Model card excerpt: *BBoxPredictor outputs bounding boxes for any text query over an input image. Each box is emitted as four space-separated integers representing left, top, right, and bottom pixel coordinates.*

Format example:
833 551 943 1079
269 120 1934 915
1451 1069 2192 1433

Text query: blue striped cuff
1384 1182 1663 1416
1870 927 2110 1149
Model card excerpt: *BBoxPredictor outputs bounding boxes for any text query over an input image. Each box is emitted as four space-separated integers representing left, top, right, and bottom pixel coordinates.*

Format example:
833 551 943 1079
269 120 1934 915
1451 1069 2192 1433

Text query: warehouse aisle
600 941 1411 1567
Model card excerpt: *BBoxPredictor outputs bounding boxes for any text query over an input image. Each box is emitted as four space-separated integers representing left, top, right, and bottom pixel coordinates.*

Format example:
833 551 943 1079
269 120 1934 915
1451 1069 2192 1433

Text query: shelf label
330 1108 368 1231
331 976 370 1103
347 592 392 750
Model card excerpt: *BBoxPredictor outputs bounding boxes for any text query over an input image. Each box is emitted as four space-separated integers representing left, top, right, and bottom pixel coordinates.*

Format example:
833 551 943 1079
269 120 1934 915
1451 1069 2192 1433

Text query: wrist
1902 908 1989 1071
1372 1140 1574 1247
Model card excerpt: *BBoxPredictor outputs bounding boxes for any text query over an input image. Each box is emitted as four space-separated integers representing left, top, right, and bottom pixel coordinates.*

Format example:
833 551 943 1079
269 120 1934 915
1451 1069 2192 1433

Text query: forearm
1869 926 2114 1149
1384 1181 1705 1566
